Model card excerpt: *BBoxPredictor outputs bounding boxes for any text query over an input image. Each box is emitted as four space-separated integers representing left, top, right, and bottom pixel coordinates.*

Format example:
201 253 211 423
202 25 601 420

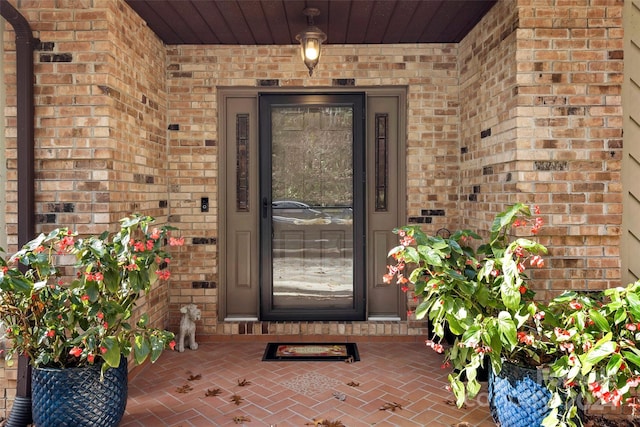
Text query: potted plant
384 203 640 427
0 214 181 427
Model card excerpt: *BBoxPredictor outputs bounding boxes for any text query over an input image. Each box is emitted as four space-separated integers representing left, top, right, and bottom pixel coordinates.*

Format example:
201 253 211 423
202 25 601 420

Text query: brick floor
121 341 496 426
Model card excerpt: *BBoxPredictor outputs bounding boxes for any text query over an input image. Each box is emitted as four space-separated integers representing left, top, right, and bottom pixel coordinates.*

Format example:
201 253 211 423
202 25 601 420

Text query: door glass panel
271 106 354 309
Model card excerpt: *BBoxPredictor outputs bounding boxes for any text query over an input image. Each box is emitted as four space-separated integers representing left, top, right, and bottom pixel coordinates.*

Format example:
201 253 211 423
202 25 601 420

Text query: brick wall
164 43 461 335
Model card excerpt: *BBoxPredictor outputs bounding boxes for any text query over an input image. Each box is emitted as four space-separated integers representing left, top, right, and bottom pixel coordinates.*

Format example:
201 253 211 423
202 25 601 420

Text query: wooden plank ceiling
124 0 497 45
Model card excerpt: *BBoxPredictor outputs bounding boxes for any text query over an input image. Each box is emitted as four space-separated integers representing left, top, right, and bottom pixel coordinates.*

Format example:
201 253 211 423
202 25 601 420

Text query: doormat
262 343 359 362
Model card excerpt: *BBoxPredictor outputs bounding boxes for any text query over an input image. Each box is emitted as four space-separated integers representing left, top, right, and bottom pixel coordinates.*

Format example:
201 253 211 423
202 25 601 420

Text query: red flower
46 329 55 338
81 294 90 302
517 332 534 345
169 340 176 351
519 285 527 295
100 346 107 354
87 354 95 363
69 347 82 357
569 300 582 310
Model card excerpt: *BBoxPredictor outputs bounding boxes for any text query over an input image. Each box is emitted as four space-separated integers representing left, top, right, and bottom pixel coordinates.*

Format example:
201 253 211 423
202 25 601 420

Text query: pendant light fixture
295 8 327 76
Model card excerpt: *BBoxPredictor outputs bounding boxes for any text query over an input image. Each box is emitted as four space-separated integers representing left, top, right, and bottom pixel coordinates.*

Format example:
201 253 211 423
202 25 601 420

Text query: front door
259 94 366 320
220 88 405 322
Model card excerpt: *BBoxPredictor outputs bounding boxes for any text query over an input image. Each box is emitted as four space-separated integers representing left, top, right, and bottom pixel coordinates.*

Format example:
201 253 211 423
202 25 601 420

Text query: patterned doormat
262 342 359 362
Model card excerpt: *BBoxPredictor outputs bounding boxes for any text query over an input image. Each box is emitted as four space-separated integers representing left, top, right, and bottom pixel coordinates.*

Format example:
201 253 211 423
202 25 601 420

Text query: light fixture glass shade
295 9 327 76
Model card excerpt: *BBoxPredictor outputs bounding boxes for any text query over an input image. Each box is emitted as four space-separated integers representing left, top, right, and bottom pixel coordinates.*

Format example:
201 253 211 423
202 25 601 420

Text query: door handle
262 197 268 219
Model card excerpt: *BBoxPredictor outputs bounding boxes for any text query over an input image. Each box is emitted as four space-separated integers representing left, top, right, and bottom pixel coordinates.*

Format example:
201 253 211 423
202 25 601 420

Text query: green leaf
102 336 121 368
588 309 610 332
626 291 640 319
497 311 517 349
606 353 623 376
417 246 444 266
133 335 150 365
466 378 481 398
449 376 466 407
149 334 165 362
414 299 429 320
580 333 616 375
614 307 627 326
541 408 560 427
621 349 640 370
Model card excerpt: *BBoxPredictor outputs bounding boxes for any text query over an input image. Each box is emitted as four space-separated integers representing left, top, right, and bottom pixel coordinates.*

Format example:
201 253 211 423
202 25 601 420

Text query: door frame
258 93 366 321
218 87 407 321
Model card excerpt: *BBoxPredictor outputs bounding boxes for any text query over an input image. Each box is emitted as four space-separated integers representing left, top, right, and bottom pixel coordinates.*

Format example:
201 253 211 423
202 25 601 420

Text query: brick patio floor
121 340 495 426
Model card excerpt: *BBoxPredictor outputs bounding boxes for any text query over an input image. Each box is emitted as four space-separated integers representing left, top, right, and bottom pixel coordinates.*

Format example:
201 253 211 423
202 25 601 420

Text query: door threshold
367 316 401 321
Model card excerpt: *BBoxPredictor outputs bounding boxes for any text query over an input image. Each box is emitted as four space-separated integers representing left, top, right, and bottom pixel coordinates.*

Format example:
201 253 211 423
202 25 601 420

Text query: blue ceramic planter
31 358 128 427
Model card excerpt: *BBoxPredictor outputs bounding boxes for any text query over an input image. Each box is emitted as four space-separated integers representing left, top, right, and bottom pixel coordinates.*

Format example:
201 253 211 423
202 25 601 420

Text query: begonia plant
384 203 640 426
0 214 181 374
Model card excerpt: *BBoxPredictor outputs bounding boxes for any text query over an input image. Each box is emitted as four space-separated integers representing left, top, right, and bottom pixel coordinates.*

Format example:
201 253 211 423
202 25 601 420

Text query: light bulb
304 39 319 60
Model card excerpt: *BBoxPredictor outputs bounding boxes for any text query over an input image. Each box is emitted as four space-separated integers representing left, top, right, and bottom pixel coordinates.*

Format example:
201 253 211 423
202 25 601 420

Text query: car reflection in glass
271 200 331 224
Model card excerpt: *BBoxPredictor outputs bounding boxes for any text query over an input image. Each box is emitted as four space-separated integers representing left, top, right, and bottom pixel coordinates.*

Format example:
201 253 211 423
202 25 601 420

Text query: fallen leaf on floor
231 394 244 405
332 391 346 401
451 423 471 427
233 415 251 424
305 419 346 427
445 399 467 409
237 378 252 386
176 383 193 393
346 381 359 387
187 374 202 381
205 388 222 397
379 401 403 412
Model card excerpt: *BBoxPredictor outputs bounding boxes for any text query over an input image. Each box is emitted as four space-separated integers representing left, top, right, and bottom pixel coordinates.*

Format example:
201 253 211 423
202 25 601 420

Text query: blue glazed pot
488 361 552 427
31 358 128 427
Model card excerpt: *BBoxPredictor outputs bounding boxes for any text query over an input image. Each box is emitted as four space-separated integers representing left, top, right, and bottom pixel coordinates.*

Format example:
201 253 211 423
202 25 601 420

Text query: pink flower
169 236 185 246
156 269 171 280
400 235 415 247
425 340 444 353
69 347 82 357
150 228 161 240
529 255 544 268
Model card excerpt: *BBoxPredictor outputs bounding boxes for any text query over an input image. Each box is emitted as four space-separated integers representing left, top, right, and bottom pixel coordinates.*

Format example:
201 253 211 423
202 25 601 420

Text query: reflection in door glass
271 106 354 309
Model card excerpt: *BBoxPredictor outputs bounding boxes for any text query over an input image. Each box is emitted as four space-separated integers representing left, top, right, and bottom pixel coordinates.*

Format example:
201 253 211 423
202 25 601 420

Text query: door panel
259 94 365 321
367 94 405 318
224 97 259 318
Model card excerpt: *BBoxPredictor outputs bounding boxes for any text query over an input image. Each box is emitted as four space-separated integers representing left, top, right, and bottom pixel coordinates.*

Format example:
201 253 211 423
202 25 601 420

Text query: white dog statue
177 304 201 352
